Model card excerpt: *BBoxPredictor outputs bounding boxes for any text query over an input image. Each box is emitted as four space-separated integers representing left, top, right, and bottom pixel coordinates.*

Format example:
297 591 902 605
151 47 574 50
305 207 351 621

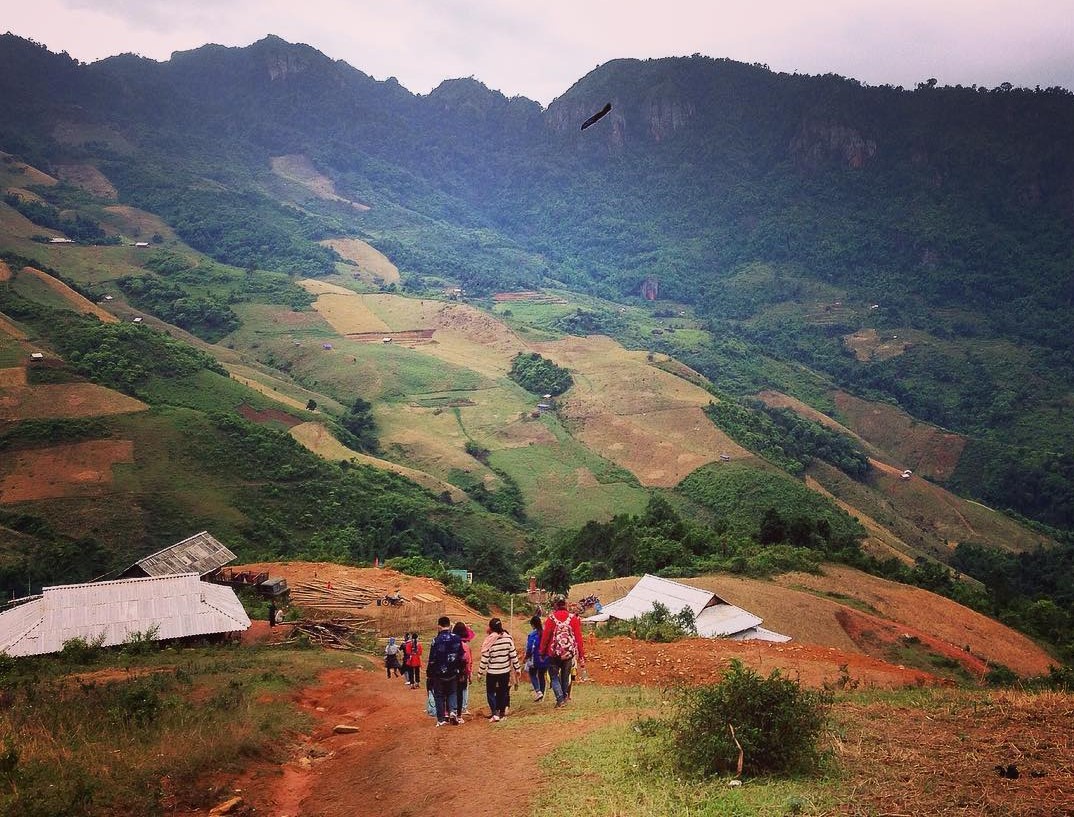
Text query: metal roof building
584 574 790 642
0 574 250 657
120 531 236 579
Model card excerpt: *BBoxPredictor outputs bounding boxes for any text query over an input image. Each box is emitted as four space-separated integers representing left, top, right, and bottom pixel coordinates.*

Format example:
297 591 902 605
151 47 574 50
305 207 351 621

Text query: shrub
604 602 696 642
669 659 831 778
60 634 106 665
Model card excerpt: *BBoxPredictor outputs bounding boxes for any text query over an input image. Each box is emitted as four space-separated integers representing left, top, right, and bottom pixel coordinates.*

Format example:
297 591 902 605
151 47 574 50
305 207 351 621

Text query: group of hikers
383 594 586 726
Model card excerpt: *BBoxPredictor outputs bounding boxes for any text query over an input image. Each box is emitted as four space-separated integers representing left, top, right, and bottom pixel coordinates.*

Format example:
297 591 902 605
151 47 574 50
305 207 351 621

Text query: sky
6 0 1074 105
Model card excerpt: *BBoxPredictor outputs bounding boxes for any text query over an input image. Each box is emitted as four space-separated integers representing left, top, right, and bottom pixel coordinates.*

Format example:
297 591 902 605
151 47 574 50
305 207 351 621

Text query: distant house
120 530 237 580
133 242 150 248
29 352 44 360
0 574 250 657
48 237 74 244
584 574 790 642
381 337 393 343
132 317 143 323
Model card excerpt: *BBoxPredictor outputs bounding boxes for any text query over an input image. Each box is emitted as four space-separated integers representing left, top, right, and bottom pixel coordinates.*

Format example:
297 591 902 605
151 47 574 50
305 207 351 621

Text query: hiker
540 594 585 707
524 614 549 701
404 632 422 688
477 617 521 722
384 636 402 679
453 621 475 717
427 616 464 726
267 601 277 628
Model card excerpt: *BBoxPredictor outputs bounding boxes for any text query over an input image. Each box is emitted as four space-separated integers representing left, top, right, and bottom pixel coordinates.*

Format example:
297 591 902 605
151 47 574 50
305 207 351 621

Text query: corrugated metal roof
0 574 250 657
595 574 716 622
694 604 763 638
726 626 792 643
130 531 236 577
584 574 790 642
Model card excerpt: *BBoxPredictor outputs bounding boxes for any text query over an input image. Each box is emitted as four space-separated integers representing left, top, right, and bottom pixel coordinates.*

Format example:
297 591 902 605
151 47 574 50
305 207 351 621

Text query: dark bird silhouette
580 103 612 131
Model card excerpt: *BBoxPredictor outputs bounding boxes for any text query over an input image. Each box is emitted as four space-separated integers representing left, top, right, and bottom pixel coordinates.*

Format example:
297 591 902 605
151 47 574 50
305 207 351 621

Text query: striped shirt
478 633 521 676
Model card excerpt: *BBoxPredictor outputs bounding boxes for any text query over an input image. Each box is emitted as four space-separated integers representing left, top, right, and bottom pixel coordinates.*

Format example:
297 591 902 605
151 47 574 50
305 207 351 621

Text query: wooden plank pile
279 618 375 650
288 578 386 613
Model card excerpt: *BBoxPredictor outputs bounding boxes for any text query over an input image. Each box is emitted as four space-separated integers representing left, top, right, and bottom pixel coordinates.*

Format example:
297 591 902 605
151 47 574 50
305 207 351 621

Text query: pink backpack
550 613 577 660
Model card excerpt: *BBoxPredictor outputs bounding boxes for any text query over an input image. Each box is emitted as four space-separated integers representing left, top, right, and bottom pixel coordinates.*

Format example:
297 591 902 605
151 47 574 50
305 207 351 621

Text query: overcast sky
7 0 1074 104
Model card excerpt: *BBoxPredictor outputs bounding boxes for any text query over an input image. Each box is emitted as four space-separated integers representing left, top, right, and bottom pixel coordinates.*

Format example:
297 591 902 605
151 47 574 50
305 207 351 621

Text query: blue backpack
429 631 462 679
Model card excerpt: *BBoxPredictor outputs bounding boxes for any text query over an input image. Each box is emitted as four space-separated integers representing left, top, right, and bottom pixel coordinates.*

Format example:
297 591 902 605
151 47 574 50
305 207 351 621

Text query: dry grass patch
836 689 1074 817
308 292 391 334
804 474 917 564
0 367 27 386
53 164 118 199
320 237 399 283
835 390 966 480
773 565 1055 676
0 383 148 421
19 267 118 323
271 154 369 209
0 439 135 502
843 327 915 361
99 205 174 239
289 421 467 502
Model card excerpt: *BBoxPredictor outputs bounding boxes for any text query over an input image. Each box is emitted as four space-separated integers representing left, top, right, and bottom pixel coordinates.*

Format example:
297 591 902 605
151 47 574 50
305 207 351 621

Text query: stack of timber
283 618 374 650
288 579 385 613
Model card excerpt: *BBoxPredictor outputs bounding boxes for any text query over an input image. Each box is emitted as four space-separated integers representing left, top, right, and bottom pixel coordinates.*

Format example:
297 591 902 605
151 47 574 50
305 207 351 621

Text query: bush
603 601 697 642
669 659 831 778
59 634 106 665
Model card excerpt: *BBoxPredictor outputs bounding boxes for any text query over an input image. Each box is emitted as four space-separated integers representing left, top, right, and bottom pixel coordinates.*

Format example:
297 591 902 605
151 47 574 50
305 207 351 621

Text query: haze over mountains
0 33 1072 637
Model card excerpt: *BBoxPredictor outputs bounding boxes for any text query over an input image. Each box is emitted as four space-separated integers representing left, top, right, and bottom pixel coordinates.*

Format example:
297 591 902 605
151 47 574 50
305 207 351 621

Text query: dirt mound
0 439 134 503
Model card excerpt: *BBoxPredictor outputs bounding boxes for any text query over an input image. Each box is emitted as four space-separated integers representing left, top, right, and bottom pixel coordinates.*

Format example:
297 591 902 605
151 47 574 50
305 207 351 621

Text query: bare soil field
238 403 302 427
289 421 468 502
0 439 134 503
321 238 400 283
346 329 435 343
0 153 57 186
0 260 11 282
53 164 118 199
493 290 568 303
834 390 966 480
19 267 118 323
0 367 27 386
271 154 370 210
0 383 148 420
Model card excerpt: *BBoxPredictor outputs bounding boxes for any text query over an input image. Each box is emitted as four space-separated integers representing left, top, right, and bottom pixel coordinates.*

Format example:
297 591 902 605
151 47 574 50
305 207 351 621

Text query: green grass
138 369 310 419
0 333 24 366
531 688 838 817
0 643 368 817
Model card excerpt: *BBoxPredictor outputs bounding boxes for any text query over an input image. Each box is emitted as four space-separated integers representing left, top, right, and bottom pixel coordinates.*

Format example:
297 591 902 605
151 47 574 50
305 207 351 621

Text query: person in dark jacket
426 616 464 726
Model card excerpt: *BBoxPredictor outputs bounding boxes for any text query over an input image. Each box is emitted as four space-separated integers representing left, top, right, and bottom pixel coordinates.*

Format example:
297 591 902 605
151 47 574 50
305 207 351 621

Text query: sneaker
436 721 448 727
534 691 544 702
489 714 501 722
448 713 459 725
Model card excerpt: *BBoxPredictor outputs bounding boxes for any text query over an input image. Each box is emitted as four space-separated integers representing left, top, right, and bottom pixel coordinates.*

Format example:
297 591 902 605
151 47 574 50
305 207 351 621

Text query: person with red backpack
403 633 422 688
539 594 585 707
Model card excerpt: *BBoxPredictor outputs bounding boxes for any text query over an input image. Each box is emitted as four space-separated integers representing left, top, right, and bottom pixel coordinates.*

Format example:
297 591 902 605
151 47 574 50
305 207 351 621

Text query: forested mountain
1 32 1072 534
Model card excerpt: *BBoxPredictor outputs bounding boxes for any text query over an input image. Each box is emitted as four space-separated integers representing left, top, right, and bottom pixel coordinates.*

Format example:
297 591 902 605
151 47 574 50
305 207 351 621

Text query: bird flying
580 103 612 131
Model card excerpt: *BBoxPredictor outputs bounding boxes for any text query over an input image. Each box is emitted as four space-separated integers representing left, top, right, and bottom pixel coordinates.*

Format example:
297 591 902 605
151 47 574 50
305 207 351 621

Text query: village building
119 530 236 580
584 573 790 642
0 574 250 657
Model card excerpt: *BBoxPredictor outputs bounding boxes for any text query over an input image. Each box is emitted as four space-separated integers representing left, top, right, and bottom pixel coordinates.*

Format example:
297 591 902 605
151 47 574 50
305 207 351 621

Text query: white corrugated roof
595 574 716 622
584 574 791 642
694 603 763 638
0 574 250 657
727 626 792 643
